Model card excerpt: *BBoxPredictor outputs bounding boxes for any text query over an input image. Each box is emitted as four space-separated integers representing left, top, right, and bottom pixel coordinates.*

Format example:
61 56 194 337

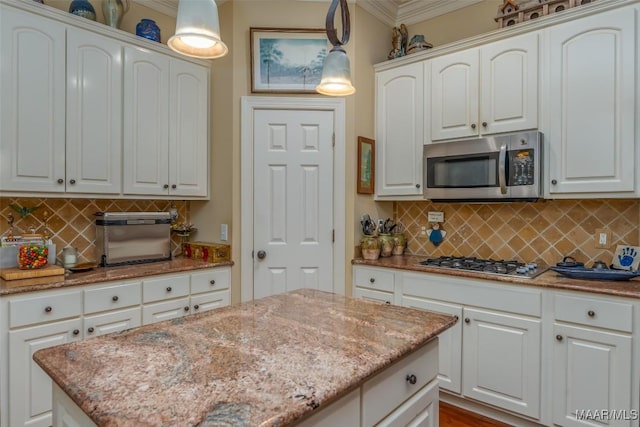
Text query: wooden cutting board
1 265 66 280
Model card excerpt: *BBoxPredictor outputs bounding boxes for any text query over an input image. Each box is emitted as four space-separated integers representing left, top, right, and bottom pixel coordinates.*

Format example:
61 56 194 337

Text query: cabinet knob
369 277 375 283
406 374 417 385
464 317 470 324
551 179 558 185
209 279 216 285
88 327 95 333
482 122 487 127
57 179 64 184
163 184 169 189
454 315 459 322
171 184 177 189
556 334 563 341
415 184 421 189
587 310 595 317
69 179 76 185
112 295 119 302
471 123 476 129
44 306 52 313
166 286 172 292
385 301 391 305
73 329 80 335
194 304 200 310
184 306 190 312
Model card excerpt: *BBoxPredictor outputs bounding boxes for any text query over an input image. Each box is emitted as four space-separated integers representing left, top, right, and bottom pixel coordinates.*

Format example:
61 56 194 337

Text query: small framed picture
357 136 375 194
250 27 329 94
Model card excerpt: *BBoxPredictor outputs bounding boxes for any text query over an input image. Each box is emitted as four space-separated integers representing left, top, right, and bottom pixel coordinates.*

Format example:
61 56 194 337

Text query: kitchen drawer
554 293 633 333
353 266 395 293
84 307 141 338
191 268 230 295
353 287 394 305
142 274 189 303
84 281 141 314
142 296 190 325
190 290 230 314
377 377 438 427
9 289 82 328
362 338 438 426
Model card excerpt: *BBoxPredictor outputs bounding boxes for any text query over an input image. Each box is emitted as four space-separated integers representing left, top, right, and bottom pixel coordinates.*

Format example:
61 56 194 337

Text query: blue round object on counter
136 19 161 43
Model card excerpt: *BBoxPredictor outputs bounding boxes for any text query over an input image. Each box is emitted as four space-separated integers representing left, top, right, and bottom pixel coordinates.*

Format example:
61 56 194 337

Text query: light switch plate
220 224 228 241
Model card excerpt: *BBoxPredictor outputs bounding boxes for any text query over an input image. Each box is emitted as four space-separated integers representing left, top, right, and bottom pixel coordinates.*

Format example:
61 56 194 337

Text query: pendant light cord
325 0 350 47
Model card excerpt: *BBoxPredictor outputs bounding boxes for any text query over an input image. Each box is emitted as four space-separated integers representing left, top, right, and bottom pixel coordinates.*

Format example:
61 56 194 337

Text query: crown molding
358 0 484 26
130 0 229 18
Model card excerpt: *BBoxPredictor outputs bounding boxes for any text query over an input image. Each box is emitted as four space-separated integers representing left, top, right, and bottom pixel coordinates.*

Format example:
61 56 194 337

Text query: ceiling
132 0 483 27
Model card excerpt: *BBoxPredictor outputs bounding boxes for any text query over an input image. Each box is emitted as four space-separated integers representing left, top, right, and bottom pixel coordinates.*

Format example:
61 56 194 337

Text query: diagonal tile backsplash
395 199 639 266
0 197 190 265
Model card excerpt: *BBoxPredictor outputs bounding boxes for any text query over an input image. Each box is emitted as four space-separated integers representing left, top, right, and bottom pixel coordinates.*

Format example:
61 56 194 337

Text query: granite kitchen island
33 289 455 426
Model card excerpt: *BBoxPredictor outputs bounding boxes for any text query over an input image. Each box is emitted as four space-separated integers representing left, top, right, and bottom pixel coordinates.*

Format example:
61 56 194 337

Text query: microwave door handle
498 144 507 194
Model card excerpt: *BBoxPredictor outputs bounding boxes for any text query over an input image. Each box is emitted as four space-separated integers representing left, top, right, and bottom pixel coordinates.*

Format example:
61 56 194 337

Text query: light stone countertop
33 288 456 426
0 258 233 296
353 255 640 299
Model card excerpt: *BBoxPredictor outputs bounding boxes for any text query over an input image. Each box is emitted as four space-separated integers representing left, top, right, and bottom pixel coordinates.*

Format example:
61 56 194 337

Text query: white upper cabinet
546 6 636 196
66 27 123 194
375 62 425 197
0 6 66 192
123 47 209 197
431 32 539 141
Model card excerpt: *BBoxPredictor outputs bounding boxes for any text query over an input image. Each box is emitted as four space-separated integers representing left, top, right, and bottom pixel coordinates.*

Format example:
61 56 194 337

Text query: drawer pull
44 306 52 313
112 295 119 302
210 280 216 285
73 329 80 336
454 315 459 322
57 178 64 184
369 278 375 283
88 327 95 333
587 310 595 317
406 374 417 385
166 286 172 292
556 334 563 341
184 306 190 312
464 317 470 324
194 304 200 310
385 301 391 305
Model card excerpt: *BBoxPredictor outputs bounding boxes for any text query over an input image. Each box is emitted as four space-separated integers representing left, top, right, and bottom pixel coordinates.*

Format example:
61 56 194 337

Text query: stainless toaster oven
95 212 172 266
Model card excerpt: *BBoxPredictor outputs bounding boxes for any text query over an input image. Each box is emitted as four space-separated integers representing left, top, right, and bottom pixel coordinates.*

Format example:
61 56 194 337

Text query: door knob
257 250 266 259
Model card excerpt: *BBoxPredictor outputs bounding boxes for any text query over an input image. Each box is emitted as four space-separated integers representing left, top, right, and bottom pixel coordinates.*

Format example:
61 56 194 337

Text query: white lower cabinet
352 266 395 304
552 293 634 427
462 307 541 419
1 266 231 427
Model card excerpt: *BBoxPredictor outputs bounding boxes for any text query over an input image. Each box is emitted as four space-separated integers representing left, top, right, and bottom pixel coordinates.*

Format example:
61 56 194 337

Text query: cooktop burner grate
418 256 547 279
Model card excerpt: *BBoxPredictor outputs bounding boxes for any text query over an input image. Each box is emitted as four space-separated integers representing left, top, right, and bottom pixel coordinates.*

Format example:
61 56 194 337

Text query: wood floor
440 401 513 427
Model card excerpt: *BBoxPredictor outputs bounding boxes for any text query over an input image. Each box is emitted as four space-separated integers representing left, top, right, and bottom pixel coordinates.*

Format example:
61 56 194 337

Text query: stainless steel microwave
423 131 543 202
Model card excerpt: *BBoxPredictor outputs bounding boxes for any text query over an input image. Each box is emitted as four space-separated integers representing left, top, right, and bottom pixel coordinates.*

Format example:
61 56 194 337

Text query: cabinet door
9 318 83 427
123 46 170 195
169 60 209 197
375 62 424 196
0 6 66 193
553 323 632 427
431 49 479 141
462 308 541 419
402 295 462 394
66 28 123 194
547 7 636 195
480 33 538 135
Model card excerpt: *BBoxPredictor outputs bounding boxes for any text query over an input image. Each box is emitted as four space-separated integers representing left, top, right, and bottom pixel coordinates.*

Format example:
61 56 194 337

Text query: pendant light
316 0 356 96
168 0 228 59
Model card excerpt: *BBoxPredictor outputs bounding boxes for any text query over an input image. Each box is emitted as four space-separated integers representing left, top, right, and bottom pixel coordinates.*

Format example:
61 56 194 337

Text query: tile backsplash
395 199 639 266
0 197 190 264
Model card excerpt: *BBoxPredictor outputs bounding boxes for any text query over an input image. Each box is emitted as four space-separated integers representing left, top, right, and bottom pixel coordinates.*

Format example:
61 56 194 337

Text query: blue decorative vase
136 19 161 43
69 0 96 21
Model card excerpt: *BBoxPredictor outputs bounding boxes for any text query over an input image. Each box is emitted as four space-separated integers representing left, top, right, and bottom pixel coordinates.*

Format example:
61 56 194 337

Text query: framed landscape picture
357 137 375 194
250 28 329 94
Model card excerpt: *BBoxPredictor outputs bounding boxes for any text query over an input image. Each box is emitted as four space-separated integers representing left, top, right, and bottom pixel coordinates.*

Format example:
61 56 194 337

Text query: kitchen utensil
556 256 584 268
550 266 640 281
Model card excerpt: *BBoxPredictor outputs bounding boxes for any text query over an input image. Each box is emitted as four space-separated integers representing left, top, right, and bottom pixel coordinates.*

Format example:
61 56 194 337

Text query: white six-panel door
252 109 334 299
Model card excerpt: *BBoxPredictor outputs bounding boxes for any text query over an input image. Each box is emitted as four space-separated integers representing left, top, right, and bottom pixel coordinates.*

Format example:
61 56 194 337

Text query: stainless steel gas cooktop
418 256 548 279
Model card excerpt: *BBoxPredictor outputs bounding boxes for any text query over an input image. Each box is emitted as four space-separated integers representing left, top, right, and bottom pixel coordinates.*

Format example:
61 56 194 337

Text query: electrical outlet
594 228 611 249
419 226 429 238
220 224 228 241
